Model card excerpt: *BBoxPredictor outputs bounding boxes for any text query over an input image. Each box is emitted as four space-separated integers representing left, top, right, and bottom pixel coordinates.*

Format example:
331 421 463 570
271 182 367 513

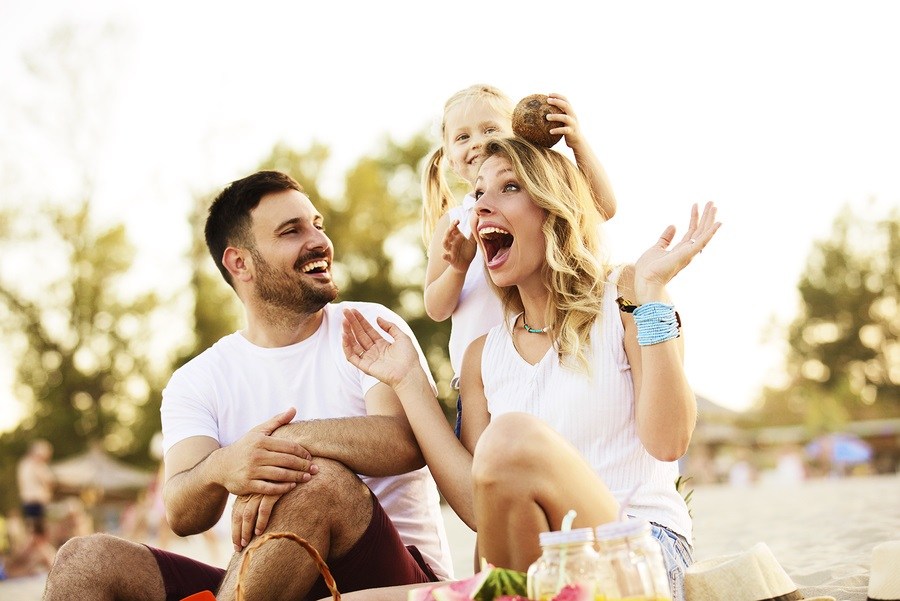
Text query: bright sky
2 1 899 431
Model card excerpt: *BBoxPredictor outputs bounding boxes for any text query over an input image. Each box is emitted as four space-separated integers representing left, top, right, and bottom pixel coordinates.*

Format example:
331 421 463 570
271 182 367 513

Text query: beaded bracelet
617 297 682 346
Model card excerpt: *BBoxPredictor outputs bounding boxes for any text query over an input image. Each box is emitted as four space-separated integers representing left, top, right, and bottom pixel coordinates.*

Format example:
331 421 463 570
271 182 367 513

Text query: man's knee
47 534 131 591
45 534 165 600
53 533 111 569
273 458 370 523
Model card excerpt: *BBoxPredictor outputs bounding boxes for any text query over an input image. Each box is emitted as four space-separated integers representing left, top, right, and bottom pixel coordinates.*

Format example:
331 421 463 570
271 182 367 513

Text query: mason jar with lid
594 519 671 601
527 527 616 601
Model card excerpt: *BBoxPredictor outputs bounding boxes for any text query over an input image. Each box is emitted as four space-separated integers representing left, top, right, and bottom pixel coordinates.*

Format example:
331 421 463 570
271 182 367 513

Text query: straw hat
868 540 900 601
684 542 835 601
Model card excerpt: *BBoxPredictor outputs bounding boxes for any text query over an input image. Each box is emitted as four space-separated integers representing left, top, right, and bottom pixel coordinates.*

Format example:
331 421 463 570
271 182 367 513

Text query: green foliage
0 201 169 511
756 203 900 430
0 22 164 512
170 191 243 370
674 475 694 518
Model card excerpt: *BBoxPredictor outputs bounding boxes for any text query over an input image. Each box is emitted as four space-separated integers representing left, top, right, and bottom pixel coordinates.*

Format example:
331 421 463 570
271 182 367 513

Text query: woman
342 137 720 600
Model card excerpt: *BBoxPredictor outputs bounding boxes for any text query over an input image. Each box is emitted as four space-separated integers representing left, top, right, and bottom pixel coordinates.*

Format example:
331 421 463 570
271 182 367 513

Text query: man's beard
251 248 338 314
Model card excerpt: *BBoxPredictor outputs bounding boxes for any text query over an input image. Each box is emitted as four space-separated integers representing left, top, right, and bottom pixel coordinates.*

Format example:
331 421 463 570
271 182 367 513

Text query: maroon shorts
147 494 438 601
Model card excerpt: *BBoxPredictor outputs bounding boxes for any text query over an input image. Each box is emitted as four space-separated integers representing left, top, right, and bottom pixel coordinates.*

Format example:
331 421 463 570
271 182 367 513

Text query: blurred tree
754 203 900 430
0 200 169 511
0 22 166 512
168 190 243 372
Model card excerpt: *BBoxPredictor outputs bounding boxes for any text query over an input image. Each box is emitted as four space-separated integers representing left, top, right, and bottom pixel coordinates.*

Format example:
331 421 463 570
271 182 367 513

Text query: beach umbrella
51 445 155 497
804 432 873 465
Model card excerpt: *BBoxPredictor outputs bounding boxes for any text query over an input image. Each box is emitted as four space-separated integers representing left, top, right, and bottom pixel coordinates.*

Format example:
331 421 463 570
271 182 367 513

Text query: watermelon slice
408 566 527 601
550 583 592 601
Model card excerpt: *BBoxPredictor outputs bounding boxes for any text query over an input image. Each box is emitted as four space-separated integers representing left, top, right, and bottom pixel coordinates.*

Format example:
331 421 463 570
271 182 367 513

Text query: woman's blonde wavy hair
480 137 613 373
421 84 513 248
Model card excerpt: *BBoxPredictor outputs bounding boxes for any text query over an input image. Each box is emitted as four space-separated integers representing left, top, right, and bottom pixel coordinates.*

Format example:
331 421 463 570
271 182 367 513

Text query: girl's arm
424 212 477 321
547 93 617 221
620 203 721 461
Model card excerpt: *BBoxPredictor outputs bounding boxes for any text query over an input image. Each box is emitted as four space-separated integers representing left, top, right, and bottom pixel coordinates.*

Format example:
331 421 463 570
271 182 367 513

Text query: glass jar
527 527 615 601
594 520 671 601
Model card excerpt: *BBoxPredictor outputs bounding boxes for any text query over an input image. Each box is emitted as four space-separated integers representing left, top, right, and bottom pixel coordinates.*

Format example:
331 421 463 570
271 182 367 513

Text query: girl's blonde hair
481 137 612 372
421 84 513 247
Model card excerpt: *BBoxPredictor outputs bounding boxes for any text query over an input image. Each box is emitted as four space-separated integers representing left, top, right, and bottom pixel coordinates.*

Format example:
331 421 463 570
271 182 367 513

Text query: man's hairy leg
216 458 373 601
43 533 165 601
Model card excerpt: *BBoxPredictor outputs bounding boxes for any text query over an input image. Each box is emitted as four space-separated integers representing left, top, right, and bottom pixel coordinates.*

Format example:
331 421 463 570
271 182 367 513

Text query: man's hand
218 408 319 496
231 492 282 551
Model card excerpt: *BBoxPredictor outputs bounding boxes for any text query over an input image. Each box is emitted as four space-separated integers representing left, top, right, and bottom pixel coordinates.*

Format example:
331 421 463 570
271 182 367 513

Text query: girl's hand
633 202 721 302
443 219 477 272
546 93 586 152
342 308 422 388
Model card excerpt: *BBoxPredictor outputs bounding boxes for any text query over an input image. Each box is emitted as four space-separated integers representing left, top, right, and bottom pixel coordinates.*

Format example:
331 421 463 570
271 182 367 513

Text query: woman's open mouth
479 226 513 267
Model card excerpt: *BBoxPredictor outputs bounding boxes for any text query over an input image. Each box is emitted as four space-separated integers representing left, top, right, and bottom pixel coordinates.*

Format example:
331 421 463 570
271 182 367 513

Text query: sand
2 473 896 601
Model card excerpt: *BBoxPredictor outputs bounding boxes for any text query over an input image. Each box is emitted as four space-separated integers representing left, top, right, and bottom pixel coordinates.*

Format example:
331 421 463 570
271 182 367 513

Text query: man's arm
272 382 425 477
164 408 316 536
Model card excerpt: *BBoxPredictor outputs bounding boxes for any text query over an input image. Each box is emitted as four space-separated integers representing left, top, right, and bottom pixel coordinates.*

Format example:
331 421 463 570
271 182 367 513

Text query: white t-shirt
161 301 454 579
447 194 504 385
480 271 693 543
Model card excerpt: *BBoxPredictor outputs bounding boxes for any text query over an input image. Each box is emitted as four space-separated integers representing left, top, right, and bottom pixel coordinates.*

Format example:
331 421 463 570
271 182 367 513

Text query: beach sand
2 473 896 601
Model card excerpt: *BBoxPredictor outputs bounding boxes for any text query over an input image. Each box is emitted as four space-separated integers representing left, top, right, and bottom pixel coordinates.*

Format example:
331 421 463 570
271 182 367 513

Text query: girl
422 84 617 434
344 137 720 601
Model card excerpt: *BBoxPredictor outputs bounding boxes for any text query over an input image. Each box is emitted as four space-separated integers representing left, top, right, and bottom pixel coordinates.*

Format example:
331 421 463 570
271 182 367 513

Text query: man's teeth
479 227 510 237
301 260 328 273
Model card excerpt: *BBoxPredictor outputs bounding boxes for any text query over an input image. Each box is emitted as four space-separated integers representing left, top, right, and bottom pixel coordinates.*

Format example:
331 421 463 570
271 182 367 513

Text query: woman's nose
475 197 494 214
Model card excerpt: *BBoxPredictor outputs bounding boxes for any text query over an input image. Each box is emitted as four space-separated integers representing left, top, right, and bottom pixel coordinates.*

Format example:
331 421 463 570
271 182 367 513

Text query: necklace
522 314 549 334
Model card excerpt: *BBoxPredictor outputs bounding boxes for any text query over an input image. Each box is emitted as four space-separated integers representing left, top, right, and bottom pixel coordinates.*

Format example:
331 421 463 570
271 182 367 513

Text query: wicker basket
236 532 340 601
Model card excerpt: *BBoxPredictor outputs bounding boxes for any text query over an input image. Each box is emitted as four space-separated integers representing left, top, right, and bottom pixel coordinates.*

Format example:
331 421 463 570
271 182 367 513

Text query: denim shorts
649 522 694 601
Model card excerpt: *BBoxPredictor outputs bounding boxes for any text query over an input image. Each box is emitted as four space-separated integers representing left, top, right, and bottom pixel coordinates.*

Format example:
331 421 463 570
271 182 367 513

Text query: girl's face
444 99 512 186
473 155 547 289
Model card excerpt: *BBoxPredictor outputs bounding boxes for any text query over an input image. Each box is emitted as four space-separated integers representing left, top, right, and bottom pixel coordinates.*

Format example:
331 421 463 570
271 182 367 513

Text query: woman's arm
619 265 694 461
342 309 484 529
620 203 721 461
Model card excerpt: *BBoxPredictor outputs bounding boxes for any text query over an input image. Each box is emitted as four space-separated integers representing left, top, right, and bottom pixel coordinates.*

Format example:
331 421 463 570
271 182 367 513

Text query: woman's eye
473 190 483 200
455 134 469 143
485 127 498 134
503 183 519 192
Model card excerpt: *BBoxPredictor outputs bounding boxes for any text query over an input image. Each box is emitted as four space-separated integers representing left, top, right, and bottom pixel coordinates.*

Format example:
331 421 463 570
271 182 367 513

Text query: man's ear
223 246 252 283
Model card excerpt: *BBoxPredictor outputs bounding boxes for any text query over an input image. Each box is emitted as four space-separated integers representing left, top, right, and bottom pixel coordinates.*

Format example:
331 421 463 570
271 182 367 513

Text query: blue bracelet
633 302 680 346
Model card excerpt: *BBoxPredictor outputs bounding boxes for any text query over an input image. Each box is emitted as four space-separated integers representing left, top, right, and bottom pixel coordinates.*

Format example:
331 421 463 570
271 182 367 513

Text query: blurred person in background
14 439 57 573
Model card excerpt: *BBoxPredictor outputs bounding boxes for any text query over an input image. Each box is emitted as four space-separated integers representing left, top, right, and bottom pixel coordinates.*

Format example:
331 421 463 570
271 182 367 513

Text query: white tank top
447 194 503 385
480 269 692 542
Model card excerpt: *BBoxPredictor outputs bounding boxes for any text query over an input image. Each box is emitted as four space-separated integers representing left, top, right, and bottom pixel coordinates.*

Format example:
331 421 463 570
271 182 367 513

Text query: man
44 171 452 600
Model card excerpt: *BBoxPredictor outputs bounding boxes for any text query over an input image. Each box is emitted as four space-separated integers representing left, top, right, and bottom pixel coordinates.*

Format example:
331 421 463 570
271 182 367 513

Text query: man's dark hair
205 170 303 288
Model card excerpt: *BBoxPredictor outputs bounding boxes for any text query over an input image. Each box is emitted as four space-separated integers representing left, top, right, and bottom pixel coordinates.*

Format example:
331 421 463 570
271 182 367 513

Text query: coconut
512 94 562 148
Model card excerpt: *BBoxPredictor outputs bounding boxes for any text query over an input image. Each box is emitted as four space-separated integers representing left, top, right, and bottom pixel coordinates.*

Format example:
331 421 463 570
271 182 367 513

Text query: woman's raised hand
633 201 721 302
342 308 421 389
